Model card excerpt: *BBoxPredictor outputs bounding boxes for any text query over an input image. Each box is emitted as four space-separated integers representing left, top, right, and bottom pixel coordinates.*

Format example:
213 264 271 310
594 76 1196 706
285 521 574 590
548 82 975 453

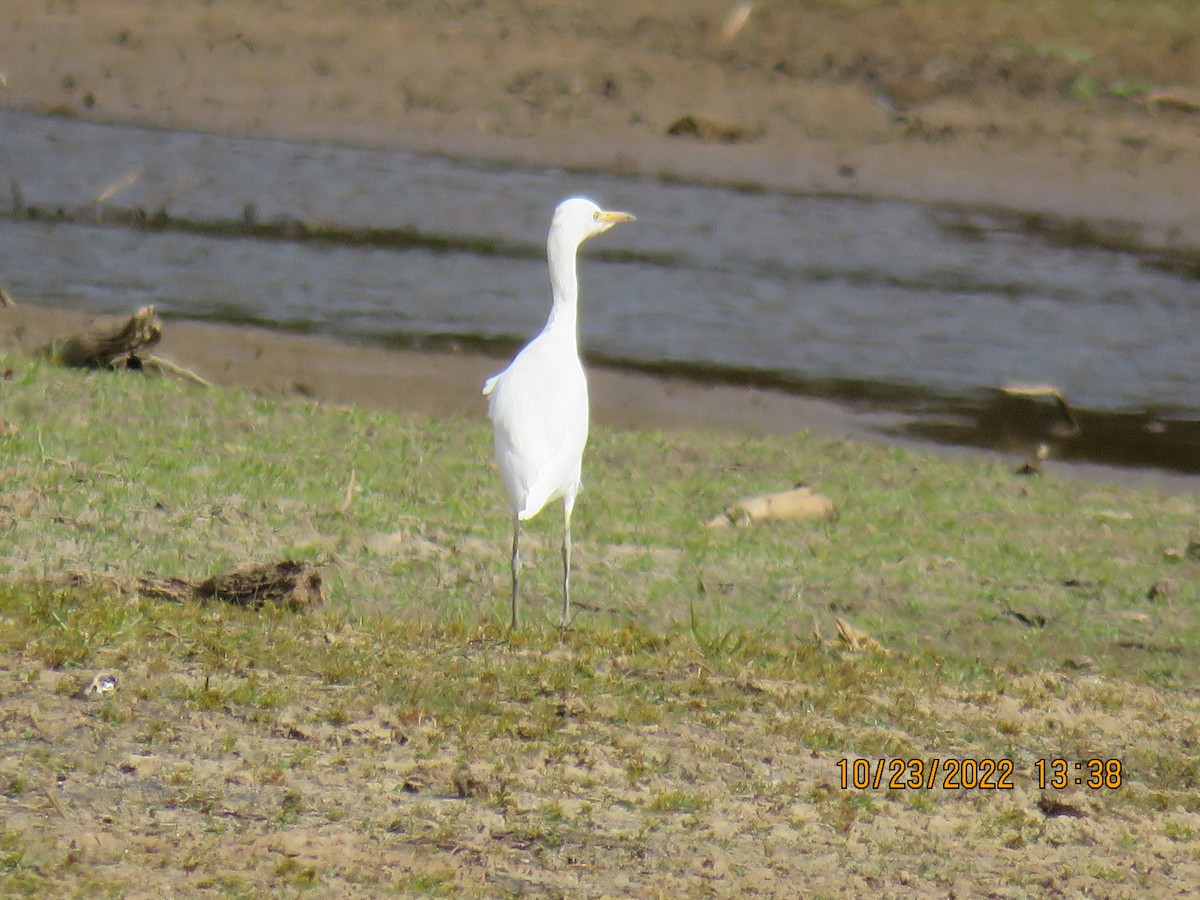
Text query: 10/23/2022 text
837 758 1124 791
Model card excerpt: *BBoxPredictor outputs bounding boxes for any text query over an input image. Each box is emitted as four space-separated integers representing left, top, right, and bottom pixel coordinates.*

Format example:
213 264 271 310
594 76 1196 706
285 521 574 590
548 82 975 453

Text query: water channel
2 109 1198 473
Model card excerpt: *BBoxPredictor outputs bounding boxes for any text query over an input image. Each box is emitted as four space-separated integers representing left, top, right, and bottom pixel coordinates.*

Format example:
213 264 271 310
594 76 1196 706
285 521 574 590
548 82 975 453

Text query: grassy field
2 354 1200 896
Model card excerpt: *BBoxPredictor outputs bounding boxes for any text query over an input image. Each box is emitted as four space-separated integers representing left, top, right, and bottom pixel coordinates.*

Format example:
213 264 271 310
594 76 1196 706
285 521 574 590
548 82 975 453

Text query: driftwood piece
999 383 1081 437
53 560 323 611
999 383 1080 476
39 305 162 368
35 305 210 385
138 355 212 386
707 484 835 528
0 286 15 308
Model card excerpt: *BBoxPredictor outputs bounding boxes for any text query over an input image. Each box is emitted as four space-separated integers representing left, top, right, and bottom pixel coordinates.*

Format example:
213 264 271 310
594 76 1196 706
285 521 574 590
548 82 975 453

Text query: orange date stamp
837 758 1124 790
838 757 1016 790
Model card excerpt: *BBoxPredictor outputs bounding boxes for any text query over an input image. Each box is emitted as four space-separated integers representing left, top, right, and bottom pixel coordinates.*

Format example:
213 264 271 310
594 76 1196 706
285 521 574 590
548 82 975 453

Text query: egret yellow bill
483 197 635 628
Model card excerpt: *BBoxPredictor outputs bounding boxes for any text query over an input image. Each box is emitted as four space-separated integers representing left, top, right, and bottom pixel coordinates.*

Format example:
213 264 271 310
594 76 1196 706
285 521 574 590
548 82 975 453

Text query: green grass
1 353 1196 685
3 353 1200 895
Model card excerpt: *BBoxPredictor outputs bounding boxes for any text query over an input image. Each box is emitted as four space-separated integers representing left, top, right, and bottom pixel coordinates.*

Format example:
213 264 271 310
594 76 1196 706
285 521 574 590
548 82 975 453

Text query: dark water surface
2 110 1198 473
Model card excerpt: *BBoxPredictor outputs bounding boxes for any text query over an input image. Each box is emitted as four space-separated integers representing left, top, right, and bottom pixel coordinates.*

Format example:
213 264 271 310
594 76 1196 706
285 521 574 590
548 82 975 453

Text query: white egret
483 197 635 628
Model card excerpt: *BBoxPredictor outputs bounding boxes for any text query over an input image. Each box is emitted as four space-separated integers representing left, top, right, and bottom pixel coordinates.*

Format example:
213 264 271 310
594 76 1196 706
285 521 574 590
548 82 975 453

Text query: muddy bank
0 303 895 437
6 303 1200 495
2 1 1200 243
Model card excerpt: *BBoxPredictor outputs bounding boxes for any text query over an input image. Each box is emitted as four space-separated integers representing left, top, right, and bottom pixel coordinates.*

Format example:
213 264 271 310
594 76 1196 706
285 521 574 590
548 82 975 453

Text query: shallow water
2 109 1198 471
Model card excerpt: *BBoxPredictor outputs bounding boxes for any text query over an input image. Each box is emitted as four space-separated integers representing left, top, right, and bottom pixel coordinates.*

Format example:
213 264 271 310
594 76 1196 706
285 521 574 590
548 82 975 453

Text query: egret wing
485 338 588 519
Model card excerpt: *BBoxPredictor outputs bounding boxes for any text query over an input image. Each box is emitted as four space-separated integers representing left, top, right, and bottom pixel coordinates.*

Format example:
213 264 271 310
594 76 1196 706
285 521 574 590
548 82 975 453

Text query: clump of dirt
51 560 324 611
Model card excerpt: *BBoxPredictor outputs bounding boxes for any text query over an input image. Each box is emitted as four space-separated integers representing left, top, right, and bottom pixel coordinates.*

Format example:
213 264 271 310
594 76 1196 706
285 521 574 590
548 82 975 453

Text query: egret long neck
543 230 580 338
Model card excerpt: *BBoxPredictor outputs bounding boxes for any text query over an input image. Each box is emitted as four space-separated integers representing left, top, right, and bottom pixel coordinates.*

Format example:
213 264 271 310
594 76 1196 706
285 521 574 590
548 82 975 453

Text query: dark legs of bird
510 514 521 630
561 521 571 627
561 497 574 627
508 503 572 628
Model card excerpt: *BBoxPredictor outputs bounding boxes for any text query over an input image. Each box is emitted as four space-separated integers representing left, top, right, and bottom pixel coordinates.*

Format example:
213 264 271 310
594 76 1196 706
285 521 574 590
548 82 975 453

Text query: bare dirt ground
4 601 1200 898
0 304 903 442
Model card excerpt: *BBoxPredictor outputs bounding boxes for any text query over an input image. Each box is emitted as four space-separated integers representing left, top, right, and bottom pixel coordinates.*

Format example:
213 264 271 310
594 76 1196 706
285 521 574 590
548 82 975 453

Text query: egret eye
592 211 600 221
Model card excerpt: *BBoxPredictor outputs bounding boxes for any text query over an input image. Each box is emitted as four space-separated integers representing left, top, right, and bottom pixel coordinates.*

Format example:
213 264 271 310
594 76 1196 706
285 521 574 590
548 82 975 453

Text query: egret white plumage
483 197 635 628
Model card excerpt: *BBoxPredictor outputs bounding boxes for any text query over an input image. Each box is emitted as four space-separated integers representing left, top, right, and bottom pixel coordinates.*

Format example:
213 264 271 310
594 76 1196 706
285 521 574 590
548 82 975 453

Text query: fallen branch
36 305 209 386
1000 383 1080 475
999 382 1081 437
51 560 324 611
39 305 162 368
139 354 212 386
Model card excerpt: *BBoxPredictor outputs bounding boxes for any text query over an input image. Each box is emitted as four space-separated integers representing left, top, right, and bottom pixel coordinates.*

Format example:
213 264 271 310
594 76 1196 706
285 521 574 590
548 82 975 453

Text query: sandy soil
6 641 1200 898
1 303 902 442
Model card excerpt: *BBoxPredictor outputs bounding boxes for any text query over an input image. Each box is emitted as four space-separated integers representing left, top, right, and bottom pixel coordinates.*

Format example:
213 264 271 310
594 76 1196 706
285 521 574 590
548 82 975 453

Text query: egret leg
560 496 575 627
510 514 521 630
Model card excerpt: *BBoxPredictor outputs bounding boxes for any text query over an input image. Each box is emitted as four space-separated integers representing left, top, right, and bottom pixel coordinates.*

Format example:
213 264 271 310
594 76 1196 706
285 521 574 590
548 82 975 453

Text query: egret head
552 197 635 247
